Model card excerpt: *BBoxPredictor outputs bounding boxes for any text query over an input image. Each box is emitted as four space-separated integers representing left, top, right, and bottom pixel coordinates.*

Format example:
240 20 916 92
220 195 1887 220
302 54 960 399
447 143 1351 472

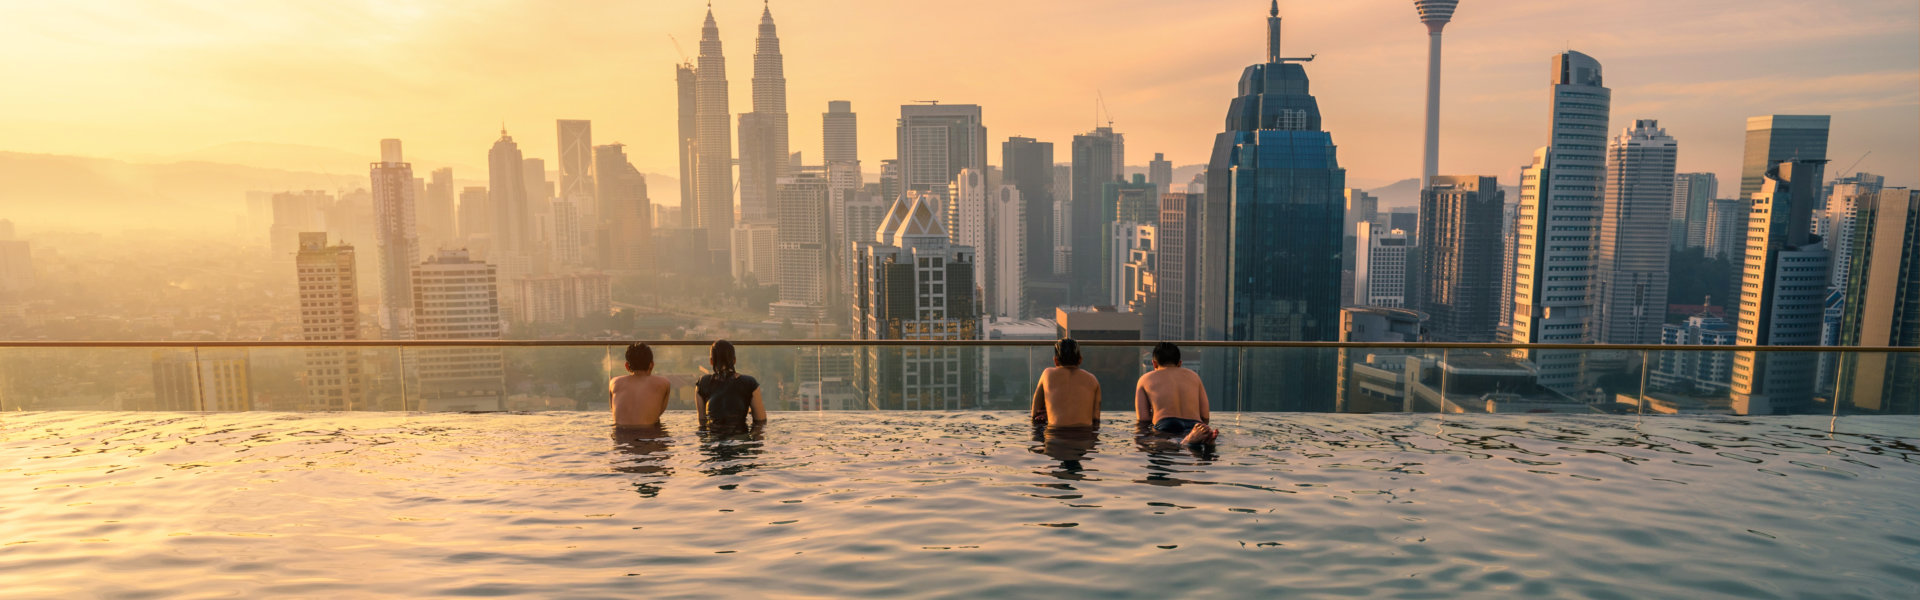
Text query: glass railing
0 341 1914 416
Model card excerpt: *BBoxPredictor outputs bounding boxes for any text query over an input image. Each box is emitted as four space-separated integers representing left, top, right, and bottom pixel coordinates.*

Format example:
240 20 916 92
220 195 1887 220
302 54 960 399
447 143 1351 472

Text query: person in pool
610 343 672 430
695 340 767 434
1030 338 1101 430
1134 342 1216 445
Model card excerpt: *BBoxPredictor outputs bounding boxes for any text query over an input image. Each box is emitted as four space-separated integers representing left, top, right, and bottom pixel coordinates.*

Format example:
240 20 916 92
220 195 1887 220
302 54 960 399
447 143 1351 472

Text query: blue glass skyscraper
1198 2 1346 410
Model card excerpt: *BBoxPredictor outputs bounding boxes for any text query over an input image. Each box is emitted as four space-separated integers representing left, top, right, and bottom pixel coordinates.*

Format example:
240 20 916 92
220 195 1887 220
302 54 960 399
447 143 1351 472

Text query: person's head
624 343 654 373
709 339 738 379
1151 341 1181 368
1054 338 1083 368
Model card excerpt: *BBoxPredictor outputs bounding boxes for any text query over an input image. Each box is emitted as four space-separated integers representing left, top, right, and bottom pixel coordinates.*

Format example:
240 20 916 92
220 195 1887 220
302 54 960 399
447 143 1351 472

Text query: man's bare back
611 373 671 429
1135 366 1208 425
1031 366 1101 428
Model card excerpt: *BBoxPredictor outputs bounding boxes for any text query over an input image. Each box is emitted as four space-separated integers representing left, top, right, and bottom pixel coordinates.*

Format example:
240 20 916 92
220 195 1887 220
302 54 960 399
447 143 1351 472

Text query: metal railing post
398 346 409 413
191 346 206 412
1637 349 1650 416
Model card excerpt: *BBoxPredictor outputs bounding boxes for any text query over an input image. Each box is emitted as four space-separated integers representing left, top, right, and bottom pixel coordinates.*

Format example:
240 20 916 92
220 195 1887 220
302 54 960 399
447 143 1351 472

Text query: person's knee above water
695 340 767 433
1031 338 1102 429
611 343 672 430
1135 342 1215 444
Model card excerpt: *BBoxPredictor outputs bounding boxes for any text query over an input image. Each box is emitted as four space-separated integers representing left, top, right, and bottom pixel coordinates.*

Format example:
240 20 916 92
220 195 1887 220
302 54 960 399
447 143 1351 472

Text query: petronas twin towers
683 4 788 262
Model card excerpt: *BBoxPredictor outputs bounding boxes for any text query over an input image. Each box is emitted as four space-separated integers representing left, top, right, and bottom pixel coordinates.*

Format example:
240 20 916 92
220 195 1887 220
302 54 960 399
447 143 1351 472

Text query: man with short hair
1134 342 1214 444
611 343 672 429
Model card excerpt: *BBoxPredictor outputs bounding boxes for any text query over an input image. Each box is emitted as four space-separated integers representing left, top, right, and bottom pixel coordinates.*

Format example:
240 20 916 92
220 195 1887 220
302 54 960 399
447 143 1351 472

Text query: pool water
3 412 1918 598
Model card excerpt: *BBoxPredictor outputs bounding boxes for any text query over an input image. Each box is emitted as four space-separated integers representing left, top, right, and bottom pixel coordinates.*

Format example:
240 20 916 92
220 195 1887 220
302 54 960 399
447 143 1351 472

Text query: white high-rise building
949 169 991 307
411 249 505 412
547 197 584 268
295 232 364 411
772 172 830 321
730 221 779 285
1595 119 1676 345
371 139 418 339
990 185 1025 320
851 192 982 409
1354 222 1412 308
1821 182 1874 289
1510 51 1609 395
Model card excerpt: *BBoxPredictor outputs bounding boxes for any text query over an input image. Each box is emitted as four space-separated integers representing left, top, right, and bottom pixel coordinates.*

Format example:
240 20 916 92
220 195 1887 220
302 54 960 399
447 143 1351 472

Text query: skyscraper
556 120 595 205
1417 175 1504 342
457 187 490 247
1353 223 1410 308
1200 4 1346 410
1731 160 1828 415
772 171 829 321
1099 174 1156 304
897 103 986 207
1155 190 1203 340
1509 51 1609 394
371 139 418 339
851 192 980 409
949 169 991 311
1672 173 1717 249
1148 152 1173 198
824 100 858 164
991 185 1025 320
412 249 505 412
1595 119 1676 345
1003 137 1057 315
1069 131 1115 303
1413 0 1459 189
736 3 789 224
676 63 699 230
1728 115 1829 315
295 232 364 411
488 129 529 255
421 167 456 253
694 9 735 258
1705 198 1744 260
594 144 651 273
1834 187 1920 413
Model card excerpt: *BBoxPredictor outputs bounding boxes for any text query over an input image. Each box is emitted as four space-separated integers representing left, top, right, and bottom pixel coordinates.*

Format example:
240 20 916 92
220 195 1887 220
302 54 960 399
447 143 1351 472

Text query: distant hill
1367 177 1520 210
0 151 362 232
164 141 376 175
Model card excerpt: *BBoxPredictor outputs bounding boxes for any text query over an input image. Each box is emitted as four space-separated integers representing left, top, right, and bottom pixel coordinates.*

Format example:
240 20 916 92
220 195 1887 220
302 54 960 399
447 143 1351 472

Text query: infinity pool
3 412 1917 598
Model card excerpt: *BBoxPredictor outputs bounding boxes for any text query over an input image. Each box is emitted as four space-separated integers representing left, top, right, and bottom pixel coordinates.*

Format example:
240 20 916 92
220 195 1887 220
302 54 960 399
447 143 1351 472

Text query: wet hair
1054 338 1083 367
1151 341 1181 367
624 343 653 373
710 340 738 380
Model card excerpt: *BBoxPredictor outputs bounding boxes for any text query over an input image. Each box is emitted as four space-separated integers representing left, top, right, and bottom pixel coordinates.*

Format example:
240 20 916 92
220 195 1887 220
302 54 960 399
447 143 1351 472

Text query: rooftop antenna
913 100 940 105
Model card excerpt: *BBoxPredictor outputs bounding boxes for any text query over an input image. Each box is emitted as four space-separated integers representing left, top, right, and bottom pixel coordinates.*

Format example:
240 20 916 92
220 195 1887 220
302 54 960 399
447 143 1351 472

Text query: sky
1 0 1915 198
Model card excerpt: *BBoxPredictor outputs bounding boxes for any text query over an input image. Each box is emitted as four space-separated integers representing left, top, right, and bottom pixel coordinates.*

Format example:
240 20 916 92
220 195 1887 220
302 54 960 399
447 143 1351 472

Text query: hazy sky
2 0 1915 194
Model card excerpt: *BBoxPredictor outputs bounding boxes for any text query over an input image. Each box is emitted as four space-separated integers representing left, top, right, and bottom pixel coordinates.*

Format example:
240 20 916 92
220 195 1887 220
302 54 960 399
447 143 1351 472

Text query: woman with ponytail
695 340 766 433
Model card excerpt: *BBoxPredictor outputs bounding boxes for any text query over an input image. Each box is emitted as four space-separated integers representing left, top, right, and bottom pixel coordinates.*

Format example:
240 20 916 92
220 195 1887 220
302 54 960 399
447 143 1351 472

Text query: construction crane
1095 90 1116 129
668 35 691 66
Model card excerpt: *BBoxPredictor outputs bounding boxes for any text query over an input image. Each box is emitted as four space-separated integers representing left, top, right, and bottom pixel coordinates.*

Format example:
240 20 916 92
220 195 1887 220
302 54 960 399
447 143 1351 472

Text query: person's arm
1030 374 1048 424
608 378 619 421
1090 379 1101 430
694 382 710 431
1197 372 1211 424
750 388 768 424
1134 377 1151 425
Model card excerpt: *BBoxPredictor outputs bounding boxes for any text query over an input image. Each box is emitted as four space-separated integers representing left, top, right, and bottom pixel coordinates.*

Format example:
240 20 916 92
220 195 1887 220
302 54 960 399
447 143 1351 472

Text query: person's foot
1183 422 1216 445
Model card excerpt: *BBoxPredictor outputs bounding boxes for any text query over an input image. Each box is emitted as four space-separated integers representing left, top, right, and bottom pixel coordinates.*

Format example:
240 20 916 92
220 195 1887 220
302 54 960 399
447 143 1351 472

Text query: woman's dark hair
710 340 738 380
1054 338 1083 367
1151 341 1181 367
624 343 653 372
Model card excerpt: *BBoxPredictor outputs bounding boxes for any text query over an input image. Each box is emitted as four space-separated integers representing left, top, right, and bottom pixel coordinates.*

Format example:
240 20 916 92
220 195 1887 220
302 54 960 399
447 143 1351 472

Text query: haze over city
2 0 1915 232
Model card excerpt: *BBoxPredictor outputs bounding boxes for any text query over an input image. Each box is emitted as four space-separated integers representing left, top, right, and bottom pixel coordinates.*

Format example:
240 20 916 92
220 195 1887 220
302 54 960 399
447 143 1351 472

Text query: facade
1728 115 1829 316
151 350 251 412
694 9 735 257
851 193 981 409
824 100 857 163
1354 223 1411 308
1122 225 1157 328
1110 222 1152 307
772 172 830 321
556 119 596 228
1200 5 1346 410
734 5 789 224
411 249 505 412
422 167 457 253
295 233 364 411
1821 182 1880 289
1070 129 1117 303
1595 119 1677 345
1508 51 1610 394
1413 0 1459 189
1673 172 1717 250
510 272 611 324
1731 160 1829 415
488 130 529 257
1148 153 1173 198
1834 188 1920 413
1335 306 1428 413
1102 174 1158 305
371 139 418 339
457 187 490 248
593 144 651 272
896 103 986 206
1705 198 1745 260
1003 137 1056 286
1417 175 1503 341
675 63 698 229
730 221 779 285
1155 190 1203 340
990 185 1025 320
1651 314 1738 396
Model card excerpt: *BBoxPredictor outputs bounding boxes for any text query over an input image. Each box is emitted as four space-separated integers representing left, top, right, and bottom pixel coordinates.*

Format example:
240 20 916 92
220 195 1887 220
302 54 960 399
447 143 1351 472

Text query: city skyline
2 0 1914 209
